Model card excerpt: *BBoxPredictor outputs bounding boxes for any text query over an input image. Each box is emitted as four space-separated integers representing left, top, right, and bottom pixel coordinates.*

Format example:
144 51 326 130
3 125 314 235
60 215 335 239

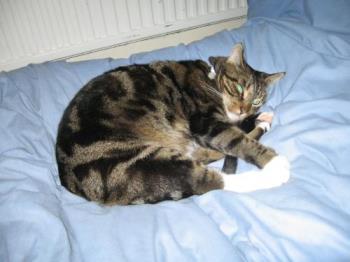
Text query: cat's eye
252 98 262 107
235 83 244 94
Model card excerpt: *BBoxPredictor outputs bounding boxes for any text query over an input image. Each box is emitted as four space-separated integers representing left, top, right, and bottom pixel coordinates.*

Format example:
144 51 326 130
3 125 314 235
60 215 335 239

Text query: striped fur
56 44 285 205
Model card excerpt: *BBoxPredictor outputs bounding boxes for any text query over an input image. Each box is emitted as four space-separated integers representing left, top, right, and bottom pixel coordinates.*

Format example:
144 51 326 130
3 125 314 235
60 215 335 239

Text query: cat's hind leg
223 155 290 192
116 150 224 204
106 149 289 205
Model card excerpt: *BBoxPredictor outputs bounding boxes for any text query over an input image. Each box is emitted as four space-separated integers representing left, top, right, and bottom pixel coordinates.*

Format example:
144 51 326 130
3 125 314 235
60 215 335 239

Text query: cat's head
209 43 285 122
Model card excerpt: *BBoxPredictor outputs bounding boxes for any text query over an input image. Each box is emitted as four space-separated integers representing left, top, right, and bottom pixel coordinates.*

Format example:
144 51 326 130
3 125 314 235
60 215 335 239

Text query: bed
1 0 350 261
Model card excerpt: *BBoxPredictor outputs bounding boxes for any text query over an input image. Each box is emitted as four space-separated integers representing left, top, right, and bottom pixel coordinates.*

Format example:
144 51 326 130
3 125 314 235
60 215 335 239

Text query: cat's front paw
256 112 274 132
262 155 290 186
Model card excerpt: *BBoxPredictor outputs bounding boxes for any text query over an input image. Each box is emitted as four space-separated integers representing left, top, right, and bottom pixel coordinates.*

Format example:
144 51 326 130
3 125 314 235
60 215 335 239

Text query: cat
56 43 289 205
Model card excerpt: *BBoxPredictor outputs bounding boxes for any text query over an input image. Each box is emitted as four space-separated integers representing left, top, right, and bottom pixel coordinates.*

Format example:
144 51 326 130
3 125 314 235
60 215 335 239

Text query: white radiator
0 0 247 71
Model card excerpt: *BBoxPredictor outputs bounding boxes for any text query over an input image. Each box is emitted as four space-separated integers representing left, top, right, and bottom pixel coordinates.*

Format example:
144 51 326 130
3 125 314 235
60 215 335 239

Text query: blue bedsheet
1 1 350 261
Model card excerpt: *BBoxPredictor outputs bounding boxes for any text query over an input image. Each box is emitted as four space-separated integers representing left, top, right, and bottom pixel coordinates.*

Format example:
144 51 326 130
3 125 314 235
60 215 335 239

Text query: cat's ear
208 56 226 72
264 72 286 86
227 43 244 67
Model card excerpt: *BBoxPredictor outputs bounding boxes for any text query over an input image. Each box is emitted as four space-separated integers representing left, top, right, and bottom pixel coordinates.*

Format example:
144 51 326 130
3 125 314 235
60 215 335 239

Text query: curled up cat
56 43 290 205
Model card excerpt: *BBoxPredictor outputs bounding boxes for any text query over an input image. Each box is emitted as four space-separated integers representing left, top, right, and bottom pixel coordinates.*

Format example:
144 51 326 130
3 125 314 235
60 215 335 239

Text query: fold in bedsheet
1 0 350 261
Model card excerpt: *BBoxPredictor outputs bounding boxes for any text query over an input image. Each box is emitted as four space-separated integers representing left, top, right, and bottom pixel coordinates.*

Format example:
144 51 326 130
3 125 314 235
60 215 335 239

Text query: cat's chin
227 112 247 123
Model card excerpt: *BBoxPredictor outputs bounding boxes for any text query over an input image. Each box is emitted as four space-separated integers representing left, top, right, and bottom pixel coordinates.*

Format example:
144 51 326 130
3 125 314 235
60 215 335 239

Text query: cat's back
57 60 211 147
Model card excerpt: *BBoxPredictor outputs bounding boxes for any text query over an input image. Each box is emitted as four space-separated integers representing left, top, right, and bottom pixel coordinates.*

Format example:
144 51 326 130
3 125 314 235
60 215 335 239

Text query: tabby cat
56 43 289 205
